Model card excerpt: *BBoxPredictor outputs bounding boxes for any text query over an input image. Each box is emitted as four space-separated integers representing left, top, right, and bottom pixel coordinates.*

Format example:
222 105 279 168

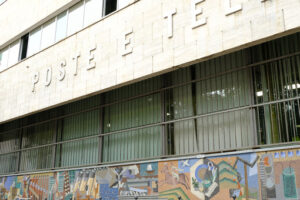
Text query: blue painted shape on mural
288 151 294 157
68 170 76 184
212 153 258 189
297 150 300 156
274 152 280 158
123 169 136 179
129 187 147 193
64 193 73 200
4 176 16 190
235 153 258 188
15 182 21 189
100 184 119 200
178 158 198 173
281 152 286 158
195 164 209 182
140 162 158 176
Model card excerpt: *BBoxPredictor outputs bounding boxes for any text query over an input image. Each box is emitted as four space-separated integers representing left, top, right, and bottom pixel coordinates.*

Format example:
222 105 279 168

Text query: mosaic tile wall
1 149 300 200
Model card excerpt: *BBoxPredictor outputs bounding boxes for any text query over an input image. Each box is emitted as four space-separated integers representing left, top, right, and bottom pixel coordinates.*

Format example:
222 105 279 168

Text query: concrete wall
0 0 79 48
1 147 300 199
1 0 300 123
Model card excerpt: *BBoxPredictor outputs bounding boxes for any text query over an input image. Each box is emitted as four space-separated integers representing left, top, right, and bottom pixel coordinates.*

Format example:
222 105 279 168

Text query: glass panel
56 97 100 167
196 52 251 114
104 0 117 15
167 109 253 155
67 2 84 36
164 51 253 155
253 56 300 103
61 110 100 141
20 34 29 60
167 120 198 155
104 76 162 103
8 40 20 66
102 78 162 162
165 68 194 121
41 18 56 49
252 45 300 145
197 109 253 152
84 0 103 27
256 100 300 145
0 120 20 174
55 11 68 42
20 146 53 171
22 121 55 148
0 130 20 154
0 153 18 174
56 138 98 167
0 47 9 71
102 126 161 162
249 33 300 63
27 27 42 56
104 93 161 133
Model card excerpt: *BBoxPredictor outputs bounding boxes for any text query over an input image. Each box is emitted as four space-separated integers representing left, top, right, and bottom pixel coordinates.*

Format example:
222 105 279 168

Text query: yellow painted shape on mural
152 181 156 188
80 180 87 192
30 172 53 177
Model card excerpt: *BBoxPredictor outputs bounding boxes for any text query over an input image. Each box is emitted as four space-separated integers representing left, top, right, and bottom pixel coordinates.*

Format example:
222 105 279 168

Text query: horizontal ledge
1 142 300 177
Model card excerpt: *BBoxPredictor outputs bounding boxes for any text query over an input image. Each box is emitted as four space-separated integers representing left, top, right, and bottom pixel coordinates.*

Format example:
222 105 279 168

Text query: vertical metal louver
1 33 300 175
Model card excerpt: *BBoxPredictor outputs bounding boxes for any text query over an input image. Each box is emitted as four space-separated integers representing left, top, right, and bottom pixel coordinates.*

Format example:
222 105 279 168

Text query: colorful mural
158 154 259 200
0 163 158 200
257 150 300 199
158 149 300 200
1 149 300 200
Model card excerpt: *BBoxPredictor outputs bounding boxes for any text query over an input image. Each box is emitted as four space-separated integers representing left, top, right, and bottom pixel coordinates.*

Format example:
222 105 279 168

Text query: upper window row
0 0 132 72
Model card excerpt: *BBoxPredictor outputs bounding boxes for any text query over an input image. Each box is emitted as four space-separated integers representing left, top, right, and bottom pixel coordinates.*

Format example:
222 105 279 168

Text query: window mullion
98 105 104 164
16 128 23 173
51 119 58 169
161 78 167 156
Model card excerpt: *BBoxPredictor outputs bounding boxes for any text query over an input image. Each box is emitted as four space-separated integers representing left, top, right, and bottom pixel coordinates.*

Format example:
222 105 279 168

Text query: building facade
1 0 300 199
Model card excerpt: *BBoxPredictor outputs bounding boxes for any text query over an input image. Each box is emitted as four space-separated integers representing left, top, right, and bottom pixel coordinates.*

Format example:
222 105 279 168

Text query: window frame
0 0 7 6
0 0 136 71
103 0 118 16
67 1 85 36
19 34 29 61
7 39 21 67
0 46 9 71
55 11 69 43
27 27 42 57
40 18 57 49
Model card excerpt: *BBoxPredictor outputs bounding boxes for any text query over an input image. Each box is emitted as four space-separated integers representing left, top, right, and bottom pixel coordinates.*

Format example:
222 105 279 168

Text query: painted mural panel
257 149 300 199
0 163 158 200
158 149 300 200
158 153 259 200
1 148 300 200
